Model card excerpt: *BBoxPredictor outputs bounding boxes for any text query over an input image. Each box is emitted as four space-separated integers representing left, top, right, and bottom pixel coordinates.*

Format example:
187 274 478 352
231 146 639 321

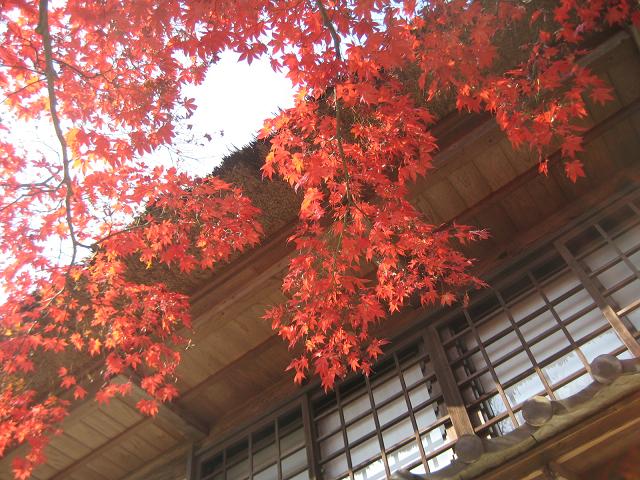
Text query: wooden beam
48 418 149 480
114 376 208 441
545 462 583 480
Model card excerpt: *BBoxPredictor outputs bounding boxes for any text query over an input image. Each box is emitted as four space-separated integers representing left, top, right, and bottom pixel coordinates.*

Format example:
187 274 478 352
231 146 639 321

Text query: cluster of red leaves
260 0 639 389
0 177 260 477
0 0 638 477
262 91 488 389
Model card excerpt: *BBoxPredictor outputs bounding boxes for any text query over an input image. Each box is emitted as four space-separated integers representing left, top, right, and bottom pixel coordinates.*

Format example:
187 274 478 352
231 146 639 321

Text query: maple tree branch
316 0 372 229
36 0 84 265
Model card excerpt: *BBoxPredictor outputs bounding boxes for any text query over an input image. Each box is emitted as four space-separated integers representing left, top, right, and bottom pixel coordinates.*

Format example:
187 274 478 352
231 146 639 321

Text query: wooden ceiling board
84 453 128 480
115 432 163 463
81 409 130 440
68 468 110 480
596 40 640 105
33 446 74 476
413 194 442 224
589 82 624 125
498 139 537 177
99 400 143 429
176 284 284 390
524 175 567 220
423 178 468 220
64 421 110 451
500 184 542 232
189 242 292 334
200 320 269 365
99 443 146 473
175 348 215 390
473 145 518 192
193 277 284 342
581 136 618 182
176 328 251 388
28 464 57 480
47 433 91 460
448 161 493 207
178 338 292 423
81 463 119 480
178 333 285 400
468 203 518 248
602 119 640 170
136 422 181 447
205 375 301 445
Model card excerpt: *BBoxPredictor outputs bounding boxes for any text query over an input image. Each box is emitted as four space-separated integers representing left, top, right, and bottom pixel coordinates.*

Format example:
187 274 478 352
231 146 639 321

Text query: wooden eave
2 29 640 480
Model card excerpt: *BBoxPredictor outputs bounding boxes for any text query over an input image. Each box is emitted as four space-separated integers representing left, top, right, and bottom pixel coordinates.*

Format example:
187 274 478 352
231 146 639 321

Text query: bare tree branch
36 0 87 265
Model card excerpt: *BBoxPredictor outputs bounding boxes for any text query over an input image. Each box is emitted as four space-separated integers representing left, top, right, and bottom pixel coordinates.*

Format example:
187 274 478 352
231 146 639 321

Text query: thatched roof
125 139 301 294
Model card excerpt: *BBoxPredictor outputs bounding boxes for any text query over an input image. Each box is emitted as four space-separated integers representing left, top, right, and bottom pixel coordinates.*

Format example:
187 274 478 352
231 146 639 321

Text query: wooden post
185 443 196 480
424 326 475 437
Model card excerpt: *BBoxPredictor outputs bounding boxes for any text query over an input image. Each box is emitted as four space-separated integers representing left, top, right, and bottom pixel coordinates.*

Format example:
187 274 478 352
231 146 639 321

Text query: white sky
175 51 295 177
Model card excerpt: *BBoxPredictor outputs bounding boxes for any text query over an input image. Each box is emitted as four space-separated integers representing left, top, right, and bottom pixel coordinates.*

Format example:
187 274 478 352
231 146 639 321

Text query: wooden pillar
423 326 475 437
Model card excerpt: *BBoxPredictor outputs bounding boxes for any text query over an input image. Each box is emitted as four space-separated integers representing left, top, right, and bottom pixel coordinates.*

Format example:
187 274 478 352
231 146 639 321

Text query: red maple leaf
565 159 587 183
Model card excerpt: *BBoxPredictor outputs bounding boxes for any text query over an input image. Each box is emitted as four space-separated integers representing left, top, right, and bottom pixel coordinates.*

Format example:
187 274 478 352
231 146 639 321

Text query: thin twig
53 57 113 80
0 77 46 105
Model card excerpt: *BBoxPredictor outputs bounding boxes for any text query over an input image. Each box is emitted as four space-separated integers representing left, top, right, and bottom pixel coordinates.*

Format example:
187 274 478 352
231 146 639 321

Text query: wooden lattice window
437 192 640 438
199 407 310 480
311 341 455 479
